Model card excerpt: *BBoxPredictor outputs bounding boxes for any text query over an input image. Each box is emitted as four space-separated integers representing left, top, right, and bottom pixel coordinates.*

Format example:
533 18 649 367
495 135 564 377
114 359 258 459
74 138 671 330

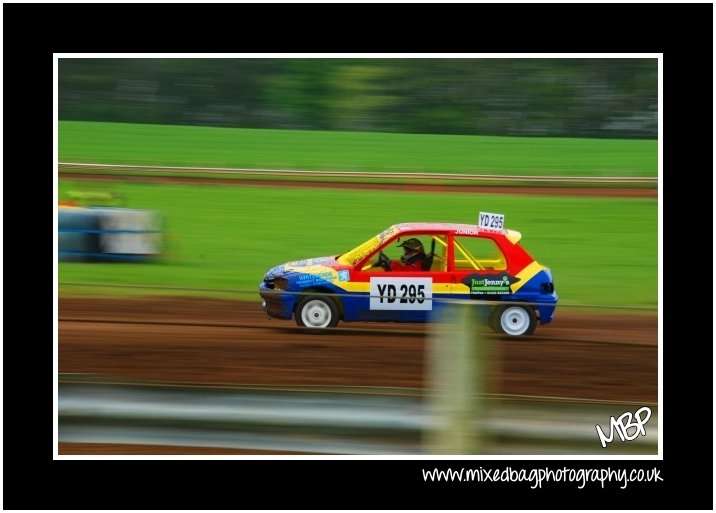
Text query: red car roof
391 222 477 232
390 222 522 244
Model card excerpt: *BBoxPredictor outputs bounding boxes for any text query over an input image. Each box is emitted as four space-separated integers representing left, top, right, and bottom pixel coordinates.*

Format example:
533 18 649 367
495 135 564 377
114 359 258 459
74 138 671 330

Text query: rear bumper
536 293 558 325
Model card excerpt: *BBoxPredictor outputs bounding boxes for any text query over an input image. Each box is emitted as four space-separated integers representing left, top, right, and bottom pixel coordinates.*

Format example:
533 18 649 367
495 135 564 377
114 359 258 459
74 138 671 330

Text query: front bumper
259 283 294 320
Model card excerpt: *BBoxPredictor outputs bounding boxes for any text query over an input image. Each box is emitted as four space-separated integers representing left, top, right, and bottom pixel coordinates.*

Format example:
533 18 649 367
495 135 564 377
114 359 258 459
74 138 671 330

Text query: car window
426 235 448 271
360 251 388 272
359 234 448 272
453 236 506 271
337 226 399 267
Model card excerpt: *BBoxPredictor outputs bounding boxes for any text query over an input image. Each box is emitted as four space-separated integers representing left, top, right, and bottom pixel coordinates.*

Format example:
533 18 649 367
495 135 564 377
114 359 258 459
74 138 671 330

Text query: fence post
425 301 492 454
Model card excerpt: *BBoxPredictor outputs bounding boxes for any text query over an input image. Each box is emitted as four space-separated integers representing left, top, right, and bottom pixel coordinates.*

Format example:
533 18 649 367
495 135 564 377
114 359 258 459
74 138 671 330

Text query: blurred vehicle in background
260 212 557 336
58 190 163 262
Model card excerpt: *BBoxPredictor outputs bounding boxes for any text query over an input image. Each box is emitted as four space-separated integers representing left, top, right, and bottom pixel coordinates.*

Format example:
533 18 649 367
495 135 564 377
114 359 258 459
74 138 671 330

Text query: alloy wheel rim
501 306 529 336
302 300 331 328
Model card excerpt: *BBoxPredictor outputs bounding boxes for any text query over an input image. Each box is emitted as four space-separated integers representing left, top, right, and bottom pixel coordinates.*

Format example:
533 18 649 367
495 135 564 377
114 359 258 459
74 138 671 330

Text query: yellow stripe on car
511 261 544 293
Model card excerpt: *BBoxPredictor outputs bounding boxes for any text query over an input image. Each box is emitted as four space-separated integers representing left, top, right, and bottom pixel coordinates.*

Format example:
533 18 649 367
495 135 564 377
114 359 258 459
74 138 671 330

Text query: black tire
495 305 536 337
488 307 501 333
295 295 340 329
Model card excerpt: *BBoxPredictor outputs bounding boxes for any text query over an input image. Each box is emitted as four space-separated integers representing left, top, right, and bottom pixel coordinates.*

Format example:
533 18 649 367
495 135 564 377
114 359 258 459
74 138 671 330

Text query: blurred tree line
59 58 657 138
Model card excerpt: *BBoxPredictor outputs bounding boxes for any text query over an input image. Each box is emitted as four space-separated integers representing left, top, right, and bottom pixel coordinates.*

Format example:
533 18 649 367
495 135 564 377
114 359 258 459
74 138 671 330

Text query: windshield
337 226 398 266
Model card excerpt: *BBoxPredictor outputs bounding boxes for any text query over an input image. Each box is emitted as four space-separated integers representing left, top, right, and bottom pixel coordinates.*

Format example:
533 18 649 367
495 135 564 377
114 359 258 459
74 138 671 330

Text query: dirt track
59 296 657 403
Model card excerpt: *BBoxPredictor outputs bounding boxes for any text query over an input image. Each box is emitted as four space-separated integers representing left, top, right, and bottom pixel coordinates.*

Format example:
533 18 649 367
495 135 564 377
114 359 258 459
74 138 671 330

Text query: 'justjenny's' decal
462 273 520 296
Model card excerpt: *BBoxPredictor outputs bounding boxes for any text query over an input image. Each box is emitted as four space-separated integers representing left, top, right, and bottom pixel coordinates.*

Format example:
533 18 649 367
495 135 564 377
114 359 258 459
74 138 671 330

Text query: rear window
453 236 506 271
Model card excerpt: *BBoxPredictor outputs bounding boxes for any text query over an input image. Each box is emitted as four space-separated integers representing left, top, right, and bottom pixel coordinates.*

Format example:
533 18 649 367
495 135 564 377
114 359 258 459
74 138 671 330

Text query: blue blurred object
58 206 162 262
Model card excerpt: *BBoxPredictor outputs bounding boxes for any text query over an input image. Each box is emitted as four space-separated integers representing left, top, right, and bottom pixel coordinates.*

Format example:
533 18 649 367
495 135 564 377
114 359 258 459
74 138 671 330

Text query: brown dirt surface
59 172 656 198
59 296 657 404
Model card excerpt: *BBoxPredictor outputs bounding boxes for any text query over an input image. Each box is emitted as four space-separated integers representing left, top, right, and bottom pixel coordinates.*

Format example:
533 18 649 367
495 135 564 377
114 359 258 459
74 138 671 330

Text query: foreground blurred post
426 301 492 454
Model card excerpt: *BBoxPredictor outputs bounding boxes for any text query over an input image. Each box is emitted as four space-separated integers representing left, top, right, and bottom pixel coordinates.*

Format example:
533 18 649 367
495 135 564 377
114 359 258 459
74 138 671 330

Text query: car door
349 234 451 322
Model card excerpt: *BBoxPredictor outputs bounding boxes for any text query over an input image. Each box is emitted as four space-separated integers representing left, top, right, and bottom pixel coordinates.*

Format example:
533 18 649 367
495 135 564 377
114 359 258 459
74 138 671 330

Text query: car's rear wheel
496 305 536 337
295 295 339 329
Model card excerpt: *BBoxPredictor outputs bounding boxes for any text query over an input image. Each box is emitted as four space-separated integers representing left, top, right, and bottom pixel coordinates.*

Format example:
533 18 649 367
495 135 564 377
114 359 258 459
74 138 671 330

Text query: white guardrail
58 381 657 456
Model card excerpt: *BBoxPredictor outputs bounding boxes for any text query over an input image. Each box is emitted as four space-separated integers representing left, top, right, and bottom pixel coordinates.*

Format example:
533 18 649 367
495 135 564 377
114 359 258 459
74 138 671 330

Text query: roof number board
478 212 504 231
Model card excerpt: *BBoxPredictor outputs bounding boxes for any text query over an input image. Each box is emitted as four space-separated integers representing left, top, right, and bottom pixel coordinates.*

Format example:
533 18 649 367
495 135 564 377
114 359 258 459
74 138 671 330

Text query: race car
259 212 557 336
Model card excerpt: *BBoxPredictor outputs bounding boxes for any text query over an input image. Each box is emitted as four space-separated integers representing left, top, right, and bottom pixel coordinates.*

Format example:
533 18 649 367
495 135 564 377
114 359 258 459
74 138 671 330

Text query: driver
385 238 428 271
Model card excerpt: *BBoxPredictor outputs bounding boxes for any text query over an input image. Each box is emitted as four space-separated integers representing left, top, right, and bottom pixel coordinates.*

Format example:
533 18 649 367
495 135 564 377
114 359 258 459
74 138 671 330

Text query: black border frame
3 2 712 510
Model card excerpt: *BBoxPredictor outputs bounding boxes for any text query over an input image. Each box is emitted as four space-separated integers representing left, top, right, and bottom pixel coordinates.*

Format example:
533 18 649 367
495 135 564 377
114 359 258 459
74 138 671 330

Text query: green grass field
59 121 657 177
58 181 657 308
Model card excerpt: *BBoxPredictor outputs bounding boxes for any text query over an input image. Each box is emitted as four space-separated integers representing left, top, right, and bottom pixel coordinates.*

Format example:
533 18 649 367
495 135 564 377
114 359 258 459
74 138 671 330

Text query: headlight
263 276 288 290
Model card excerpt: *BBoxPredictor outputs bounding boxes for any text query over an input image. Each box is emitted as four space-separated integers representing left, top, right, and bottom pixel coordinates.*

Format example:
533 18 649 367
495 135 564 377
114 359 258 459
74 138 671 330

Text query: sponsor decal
290 258 312 267
462 273 520 296
296 270 335 287
370 277 433 310
376 226 399 244
352 248 374 265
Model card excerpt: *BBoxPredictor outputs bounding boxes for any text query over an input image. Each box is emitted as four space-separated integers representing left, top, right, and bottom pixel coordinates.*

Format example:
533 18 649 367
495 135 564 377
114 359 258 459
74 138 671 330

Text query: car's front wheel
295 295 340 329
495 305 536 337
